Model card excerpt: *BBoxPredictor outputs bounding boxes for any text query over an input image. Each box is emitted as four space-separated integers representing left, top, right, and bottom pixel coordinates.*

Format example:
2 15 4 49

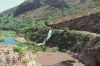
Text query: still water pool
2 37 19 45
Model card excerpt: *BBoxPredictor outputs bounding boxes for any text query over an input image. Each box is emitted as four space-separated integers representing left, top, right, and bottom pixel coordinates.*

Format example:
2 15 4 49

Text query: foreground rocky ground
0 45 85 66
0 40 100 66
0 45 37 66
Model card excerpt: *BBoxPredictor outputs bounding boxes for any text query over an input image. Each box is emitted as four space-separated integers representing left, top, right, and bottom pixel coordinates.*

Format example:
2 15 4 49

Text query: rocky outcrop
14 0 44 16
76 41 100 66
49 12 100 33
0 45 37 66
46 30 100 66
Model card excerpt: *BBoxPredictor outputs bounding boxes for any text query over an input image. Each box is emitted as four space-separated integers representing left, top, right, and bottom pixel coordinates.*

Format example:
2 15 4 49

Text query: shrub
0 35 5 42
51 47 59 52
73 31 81 36
33 44 43 53
96 34 100 40
88 2 100 8
64 28 70 32
14 46 27 54
0 39 4 42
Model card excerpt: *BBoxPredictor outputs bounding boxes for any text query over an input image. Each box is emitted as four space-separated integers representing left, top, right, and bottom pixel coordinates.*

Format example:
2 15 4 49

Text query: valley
0 0 100 66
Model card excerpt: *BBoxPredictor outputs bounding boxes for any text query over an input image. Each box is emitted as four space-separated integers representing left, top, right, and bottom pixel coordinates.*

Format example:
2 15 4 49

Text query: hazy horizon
0 0 25 13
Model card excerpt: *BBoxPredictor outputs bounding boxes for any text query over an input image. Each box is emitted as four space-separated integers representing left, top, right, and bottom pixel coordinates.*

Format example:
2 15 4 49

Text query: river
0 30 19 45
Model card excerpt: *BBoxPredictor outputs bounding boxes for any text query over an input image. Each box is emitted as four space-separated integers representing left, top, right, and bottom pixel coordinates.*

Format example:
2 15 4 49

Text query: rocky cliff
46 30 100 66
48 12 100 33
0 45 37 66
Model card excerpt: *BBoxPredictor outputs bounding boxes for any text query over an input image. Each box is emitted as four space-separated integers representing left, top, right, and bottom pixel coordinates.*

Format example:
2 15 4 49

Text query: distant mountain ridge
1 0 100 17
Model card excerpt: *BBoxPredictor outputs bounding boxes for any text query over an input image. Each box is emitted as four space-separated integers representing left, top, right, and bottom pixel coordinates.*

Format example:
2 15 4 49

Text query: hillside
0 0 100 32
0 0 100 66
49 11 100 33
1 0 100 18
0 0 100 40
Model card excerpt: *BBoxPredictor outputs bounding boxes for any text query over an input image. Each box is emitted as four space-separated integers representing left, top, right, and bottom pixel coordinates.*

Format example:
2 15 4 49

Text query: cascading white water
38 30 53 46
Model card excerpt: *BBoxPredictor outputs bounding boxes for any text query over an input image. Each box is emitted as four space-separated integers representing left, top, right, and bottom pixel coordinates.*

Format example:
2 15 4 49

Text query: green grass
0 35 5 42
0 30 16 37
14 45 27 54
16 43 44 53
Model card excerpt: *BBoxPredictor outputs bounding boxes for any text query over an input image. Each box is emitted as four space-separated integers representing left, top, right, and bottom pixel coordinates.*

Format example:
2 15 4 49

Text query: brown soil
37 52 84 66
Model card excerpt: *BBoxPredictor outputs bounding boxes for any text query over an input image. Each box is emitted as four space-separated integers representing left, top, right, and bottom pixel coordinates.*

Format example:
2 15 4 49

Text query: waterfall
38 30 53 46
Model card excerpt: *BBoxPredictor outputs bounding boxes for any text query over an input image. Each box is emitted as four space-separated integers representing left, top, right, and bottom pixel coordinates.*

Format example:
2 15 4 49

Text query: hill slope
1 0 100 17
0 0 100 32
0 0 100 66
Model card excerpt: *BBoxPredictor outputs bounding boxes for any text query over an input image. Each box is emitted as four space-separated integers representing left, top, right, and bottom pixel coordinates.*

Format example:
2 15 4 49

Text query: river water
2 37 19 45
0 30 19 45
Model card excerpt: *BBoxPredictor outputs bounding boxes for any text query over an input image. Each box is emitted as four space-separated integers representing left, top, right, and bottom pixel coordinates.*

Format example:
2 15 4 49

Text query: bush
0 39 4 42
64 28 70 32
88 2 100 8
14 46 27 54
15 43 45 53
33 44 43 53
51 47 59 52
96 34 100 40
0 35 5 42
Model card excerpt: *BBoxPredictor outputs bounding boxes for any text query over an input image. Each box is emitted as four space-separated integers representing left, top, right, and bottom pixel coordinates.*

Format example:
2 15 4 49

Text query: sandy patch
15 37 26 43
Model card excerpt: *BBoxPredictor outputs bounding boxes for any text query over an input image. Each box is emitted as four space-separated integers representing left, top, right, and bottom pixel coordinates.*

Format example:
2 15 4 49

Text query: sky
0 0 25 12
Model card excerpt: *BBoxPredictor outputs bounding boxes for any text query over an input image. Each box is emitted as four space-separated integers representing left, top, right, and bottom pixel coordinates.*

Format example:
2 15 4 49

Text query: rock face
75 40 100 66
0 45 36 66
46 30 100 66
14 0 44 16
49 12 100 33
